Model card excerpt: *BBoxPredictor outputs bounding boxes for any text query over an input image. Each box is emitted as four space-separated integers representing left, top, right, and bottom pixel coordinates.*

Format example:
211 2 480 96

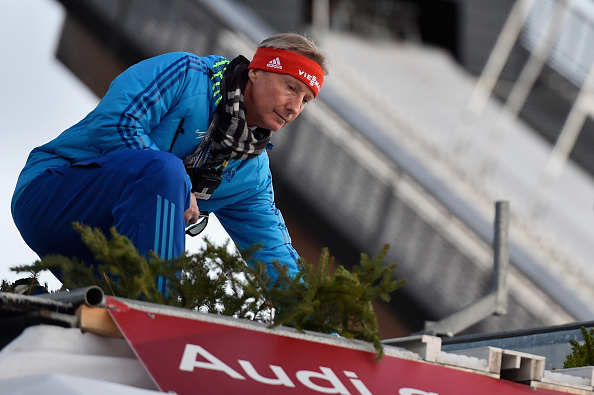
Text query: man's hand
184 194 200 225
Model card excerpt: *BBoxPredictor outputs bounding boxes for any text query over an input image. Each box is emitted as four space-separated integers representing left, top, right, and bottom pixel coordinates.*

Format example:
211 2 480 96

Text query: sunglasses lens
185 214 209 237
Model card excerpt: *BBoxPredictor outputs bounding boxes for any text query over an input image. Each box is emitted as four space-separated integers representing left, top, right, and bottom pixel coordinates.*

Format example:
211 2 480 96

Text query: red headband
248 47 324 97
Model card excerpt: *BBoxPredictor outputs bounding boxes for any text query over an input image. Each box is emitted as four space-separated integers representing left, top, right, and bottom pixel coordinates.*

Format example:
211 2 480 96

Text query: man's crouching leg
13 149 191 295
110 150 191 295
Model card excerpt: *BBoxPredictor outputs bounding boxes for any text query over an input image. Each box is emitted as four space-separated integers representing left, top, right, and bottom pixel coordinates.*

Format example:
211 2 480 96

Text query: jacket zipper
168 118 185 152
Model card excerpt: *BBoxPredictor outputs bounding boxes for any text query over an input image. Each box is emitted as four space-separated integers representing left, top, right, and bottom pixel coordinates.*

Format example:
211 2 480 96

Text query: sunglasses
185 211 210 237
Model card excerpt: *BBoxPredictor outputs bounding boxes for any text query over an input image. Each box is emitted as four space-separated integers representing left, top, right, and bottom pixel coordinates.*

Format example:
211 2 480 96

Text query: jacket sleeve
84 53 207 154
214 170 300 283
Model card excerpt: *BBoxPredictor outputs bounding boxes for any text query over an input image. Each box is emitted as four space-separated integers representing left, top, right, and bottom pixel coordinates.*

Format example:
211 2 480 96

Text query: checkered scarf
184 55 272 169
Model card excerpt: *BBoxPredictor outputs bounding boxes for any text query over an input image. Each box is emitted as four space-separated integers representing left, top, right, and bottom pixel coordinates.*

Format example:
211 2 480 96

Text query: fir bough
1 269 48 295
266 247 404 358
9 222 405 358
563 326 594 368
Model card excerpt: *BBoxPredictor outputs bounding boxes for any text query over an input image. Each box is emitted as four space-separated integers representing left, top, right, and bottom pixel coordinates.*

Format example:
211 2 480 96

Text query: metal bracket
419 200 510 337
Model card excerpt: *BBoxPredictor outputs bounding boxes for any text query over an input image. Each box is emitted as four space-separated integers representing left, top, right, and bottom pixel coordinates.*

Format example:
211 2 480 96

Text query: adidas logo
266 57 283 69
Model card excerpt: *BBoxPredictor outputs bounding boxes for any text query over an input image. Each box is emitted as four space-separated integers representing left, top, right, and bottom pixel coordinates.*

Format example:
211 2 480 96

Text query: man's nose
287 96 304 115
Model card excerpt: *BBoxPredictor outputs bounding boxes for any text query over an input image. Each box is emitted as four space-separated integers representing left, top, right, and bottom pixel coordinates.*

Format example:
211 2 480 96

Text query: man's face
244 69 315 131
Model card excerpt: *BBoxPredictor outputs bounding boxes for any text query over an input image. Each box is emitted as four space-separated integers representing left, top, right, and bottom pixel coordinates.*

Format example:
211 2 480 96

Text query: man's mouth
276 112 287 125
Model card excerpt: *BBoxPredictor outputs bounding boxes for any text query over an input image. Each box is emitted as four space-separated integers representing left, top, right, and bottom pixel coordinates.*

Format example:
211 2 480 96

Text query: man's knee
136 150 188 188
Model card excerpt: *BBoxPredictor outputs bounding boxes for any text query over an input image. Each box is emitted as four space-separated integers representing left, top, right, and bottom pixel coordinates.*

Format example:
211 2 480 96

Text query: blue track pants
13 149 191 287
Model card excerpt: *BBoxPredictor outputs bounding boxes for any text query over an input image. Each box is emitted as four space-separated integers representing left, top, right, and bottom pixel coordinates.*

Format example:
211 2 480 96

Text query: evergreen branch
563 326 594 368
7 225 405 360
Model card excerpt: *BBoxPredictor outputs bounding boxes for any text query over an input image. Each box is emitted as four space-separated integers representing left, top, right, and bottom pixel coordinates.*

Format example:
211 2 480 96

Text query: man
11 33 328 289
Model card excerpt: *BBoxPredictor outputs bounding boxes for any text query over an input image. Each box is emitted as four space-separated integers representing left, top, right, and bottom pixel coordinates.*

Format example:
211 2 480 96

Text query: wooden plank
76 305 123 338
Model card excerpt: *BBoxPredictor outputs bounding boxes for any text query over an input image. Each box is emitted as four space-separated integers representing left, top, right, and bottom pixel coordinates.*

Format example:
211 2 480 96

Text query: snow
544 369 592 388
0 374 162 395
437 351 489 371
0 326 157 391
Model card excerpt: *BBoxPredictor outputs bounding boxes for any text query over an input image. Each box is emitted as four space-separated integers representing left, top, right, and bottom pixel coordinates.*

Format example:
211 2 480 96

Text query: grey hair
258 32 328 75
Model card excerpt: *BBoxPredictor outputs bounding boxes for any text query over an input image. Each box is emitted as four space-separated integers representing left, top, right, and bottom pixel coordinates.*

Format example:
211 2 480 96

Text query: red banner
106 297 567 395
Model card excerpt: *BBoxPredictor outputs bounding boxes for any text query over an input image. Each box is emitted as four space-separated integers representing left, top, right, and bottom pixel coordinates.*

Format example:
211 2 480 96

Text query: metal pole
418 201 510 336
532 60 594 218
452 0 535 154
312 0 330 32
493 201 510 315
478 0 574 177
38 285 106 307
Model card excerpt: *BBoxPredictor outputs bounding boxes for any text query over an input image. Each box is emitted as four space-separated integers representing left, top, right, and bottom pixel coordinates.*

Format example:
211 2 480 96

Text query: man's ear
248 68 260 82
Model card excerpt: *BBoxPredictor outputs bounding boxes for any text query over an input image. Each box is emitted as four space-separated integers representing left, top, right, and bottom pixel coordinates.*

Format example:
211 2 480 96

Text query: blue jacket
12 52 299 279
